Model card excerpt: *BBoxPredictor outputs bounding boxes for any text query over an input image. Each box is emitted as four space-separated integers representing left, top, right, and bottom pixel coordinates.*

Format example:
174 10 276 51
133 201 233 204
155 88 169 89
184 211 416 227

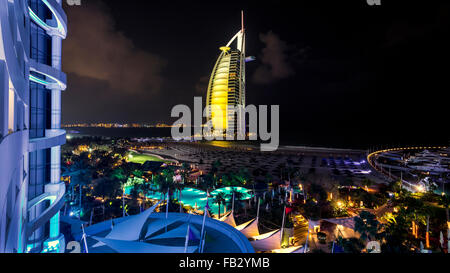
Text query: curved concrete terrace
28 0 67 38
29 59 67 90
29 129 66 152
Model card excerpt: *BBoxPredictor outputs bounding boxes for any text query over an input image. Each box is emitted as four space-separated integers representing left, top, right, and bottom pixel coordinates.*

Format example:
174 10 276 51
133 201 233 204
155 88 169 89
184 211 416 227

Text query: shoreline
278 145 365 154
64 127 374 150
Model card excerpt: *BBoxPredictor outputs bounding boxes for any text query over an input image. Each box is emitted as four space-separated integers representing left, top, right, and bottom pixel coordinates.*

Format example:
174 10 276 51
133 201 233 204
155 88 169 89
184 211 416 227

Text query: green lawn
127 151 170 164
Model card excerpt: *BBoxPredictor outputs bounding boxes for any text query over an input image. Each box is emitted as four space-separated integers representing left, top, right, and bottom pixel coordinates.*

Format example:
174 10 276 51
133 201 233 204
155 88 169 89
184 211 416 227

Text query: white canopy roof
145 217 182 238
250 229 281 252
92 236 198 253
149 223 200 240
106 200 162 241
93 201 161 247
219 211 236 227
236 218 260 238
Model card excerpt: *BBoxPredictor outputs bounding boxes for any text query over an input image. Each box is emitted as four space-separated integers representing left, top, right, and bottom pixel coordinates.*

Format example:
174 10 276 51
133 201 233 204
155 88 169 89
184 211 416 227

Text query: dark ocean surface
65 127 449 150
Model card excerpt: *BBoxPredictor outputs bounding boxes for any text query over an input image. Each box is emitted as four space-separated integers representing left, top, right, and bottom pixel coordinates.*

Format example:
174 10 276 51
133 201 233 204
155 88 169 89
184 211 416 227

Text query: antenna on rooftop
241 10 244 33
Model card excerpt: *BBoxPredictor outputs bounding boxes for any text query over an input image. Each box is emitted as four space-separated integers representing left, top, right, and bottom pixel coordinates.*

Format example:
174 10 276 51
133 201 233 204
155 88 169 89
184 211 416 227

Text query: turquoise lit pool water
125 186 253 215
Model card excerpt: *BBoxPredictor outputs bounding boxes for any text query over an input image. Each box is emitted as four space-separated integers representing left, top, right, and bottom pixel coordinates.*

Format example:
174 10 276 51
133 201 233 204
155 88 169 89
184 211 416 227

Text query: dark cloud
63 1 166 94
251 31 295 84
195 76 209 96
62 74 168 123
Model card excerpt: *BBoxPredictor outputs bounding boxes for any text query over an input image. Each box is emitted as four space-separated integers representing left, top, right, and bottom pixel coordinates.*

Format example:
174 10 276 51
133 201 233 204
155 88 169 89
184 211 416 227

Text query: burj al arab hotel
205 12 253 138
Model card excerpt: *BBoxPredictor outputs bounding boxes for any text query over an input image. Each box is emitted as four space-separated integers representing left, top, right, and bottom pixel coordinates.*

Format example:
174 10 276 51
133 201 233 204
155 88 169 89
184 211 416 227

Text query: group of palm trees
335 182 450 253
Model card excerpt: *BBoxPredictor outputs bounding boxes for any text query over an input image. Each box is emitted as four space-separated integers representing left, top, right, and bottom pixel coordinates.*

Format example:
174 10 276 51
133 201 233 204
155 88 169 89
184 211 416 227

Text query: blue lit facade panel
29 79 51 139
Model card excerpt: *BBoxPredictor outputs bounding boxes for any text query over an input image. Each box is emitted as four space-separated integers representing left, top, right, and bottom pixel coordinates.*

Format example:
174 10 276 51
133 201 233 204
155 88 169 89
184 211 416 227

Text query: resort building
0 0 68 253
205 12 247 137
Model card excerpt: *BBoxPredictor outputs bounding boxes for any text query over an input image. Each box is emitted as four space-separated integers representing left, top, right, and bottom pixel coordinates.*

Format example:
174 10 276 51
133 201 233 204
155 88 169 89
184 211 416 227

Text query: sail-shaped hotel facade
0 0 68 253
205 12 247 137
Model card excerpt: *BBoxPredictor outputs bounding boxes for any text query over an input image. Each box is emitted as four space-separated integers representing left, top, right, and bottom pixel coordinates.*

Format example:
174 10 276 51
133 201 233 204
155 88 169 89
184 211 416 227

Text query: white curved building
0 0 67 253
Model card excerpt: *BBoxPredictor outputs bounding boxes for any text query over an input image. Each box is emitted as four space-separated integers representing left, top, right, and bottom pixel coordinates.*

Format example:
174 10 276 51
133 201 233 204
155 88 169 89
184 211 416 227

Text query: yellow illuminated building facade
206 13 246 136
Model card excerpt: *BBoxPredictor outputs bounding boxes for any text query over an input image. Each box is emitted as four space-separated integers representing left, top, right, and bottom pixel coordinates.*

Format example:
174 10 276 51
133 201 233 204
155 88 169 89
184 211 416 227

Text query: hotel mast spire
241 10 244 33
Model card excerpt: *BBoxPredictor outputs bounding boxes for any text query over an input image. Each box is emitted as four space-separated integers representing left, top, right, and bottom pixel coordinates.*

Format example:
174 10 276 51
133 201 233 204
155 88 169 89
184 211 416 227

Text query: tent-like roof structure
249 229 281 252
93 236 198 253
149 223 200 240
92 201 161 247
235 218 260 238
86 210 255 253
106 200 162 241
145 217 181 238
218 211 236 227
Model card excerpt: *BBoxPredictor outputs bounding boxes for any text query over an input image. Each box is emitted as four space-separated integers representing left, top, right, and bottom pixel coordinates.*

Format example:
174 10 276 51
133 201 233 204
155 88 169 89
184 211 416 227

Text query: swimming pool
126 186 252 215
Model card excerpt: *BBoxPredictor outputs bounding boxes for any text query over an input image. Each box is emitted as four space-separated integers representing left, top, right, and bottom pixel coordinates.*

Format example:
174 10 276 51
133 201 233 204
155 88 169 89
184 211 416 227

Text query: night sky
61 0 449 148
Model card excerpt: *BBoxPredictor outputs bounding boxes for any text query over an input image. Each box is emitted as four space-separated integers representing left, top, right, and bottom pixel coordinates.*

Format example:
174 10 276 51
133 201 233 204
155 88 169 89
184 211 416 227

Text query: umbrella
440 231 444 248
420 241 424 252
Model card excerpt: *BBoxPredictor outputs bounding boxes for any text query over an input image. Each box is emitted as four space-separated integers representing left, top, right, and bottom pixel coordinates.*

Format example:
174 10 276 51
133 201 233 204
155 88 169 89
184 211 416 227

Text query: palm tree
308 183 327 203
140 180 153 208
92 176 121 201
221 173 234 187
210 160 222 186
132 169 144 178
236 168 251 186
335 236 365 253
361 178 373 190
402 196 428 226
278 163 287 180
438 194 450 224
285 166 297 183
69 158 92 211
354 211 381 243
213 192 226 218
180 162 191 183
173 179 186 211
227 190 245 213
161 168 175 182
200 173 215 193
158 175 175 202
381 209 414 253
128 186 141 215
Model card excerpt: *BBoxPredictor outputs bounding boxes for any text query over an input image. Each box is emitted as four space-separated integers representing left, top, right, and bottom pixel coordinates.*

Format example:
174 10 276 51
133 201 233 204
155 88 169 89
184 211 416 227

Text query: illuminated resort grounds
62 137 450 253
125 186 252 215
